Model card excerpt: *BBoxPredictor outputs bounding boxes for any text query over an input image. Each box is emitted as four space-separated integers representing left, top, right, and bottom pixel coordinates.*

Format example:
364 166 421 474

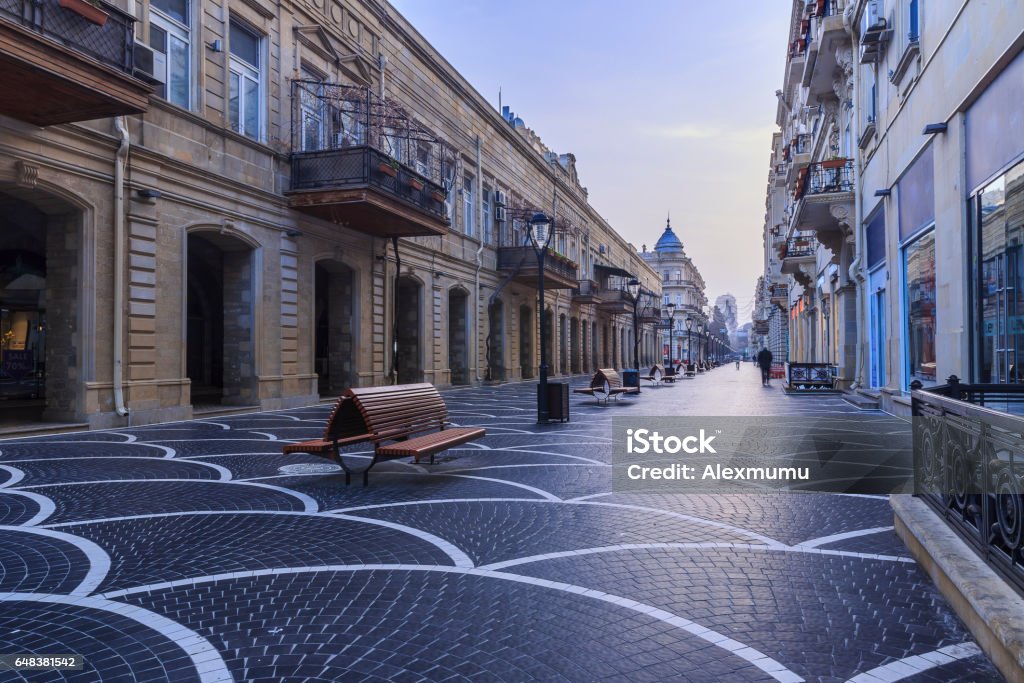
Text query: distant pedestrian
757 347 773 386
735 359 740 370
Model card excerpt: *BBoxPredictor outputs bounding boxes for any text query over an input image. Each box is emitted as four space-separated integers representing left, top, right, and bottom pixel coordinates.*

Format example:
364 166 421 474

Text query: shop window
903 230 936 386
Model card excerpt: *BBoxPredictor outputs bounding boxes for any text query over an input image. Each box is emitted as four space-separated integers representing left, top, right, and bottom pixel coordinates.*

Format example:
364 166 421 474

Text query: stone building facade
0 0 660 429
641 220 708 365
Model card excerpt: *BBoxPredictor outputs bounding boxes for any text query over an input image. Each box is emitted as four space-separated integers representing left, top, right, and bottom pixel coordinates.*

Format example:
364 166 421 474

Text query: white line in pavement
430 473 561 501
845 642 982 682
326 498 541 514
41 510 469 567
0 489 55 526
249 432 278 441
96 563 804 682
565 492 611 502
3 456 231 482
0 465 24 488
442 463 607 474
480 542 916 571
797 526 895 549
486 448 605 464
195 420 231 430
0 525 111 595
107 432 138 443
0 592 232 683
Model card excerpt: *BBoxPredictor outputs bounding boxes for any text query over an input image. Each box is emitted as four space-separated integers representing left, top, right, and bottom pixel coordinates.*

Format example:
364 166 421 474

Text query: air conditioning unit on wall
494 206 506 221
494 190 507 206
133 42 165 85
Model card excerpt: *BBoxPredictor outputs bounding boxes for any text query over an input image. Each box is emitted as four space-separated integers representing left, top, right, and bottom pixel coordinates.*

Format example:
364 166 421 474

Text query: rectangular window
898 144 935 241
908 0 920 42
462 175 474 237
298 70 324 152
904 230 936 386
149 0 190 108
482 185 491 244
228 21 262 140
869 267 887 388
973 160 1024 383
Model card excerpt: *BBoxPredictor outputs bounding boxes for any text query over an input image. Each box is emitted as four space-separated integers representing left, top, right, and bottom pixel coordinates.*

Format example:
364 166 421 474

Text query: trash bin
541 381 570 423
622 369 639 390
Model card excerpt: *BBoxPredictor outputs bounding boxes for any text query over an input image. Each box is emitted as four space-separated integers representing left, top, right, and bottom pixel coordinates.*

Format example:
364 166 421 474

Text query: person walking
757 347 773 386
735 359 740 370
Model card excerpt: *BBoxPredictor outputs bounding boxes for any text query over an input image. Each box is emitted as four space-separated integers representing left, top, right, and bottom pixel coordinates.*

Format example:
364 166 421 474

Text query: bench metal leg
338 453 378 486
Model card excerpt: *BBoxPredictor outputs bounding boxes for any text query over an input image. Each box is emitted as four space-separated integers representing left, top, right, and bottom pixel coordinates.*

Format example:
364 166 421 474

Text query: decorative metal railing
291 145 448 223
786 362 836 389
496 246 578 281
911 376 1024 595
0 0 136 73
798 159 854 198
784 236 817 258
574 279 601 298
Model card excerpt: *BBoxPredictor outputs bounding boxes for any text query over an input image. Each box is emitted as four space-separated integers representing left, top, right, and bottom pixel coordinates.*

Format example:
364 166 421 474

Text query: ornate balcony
0 0 151 125
769 283 789 305
780 235 818 286
791 159 855 252
597 289 632 315
573 279 602 305
496 247 578 290
803 1 847 99
286 82 450 238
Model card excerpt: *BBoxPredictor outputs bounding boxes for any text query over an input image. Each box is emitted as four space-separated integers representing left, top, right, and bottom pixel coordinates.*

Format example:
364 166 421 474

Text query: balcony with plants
287 81 451 239
0 0 152 125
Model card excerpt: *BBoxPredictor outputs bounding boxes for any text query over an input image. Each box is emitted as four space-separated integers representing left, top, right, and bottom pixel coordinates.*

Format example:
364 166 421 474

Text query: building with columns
641 219 708 365
0 0 660 430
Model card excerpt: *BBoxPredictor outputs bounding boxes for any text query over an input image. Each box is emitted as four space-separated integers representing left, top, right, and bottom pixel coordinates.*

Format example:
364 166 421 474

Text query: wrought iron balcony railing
0 0 135 74
784 236 817 258
795 159 854 199
497 246 578 282
912 376 1024 595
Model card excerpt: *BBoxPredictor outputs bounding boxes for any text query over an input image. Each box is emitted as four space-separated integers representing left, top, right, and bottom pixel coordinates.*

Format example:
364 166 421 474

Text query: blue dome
654 218 684 254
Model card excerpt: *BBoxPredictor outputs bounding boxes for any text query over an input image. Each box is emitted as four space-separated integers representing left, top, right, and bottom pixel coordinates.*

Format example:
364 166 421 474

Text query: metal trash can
622 369 639 390
543 382 570 423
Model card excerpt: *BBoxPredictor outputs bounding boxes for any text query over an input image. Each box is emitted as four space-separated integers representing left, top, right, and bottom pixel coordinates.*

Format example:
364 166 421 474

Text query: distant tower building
715 294 738 336
641 217 708 364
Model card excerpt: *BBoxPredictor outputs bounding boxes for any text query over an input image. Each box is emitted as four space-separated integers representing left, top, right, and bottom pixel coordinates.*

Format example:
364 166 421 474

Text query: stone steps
842 391 881 410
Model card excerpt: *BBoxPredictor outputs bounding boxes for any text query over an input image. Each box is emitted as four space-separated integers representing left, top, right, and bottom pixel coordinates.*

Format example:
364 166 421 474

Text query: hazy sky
389 0 790 323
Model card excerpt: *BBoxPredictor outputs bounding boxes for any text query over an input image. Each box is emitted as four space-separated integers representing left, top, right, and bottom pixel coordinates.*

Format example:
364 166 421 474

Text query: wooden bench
573 369 640 405
283 383 486 486
641 364 674 386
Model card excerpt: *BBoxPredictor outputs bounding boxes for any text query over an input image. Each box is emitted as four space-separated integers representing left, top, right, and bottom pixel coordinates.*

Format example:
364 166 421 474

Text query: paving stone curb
892 494 1024 683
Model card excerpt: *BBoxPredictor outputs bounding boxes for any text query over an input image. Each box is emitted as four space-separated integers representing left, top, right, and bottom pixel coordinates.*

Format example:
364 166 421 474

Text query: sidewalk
0 365 1002 682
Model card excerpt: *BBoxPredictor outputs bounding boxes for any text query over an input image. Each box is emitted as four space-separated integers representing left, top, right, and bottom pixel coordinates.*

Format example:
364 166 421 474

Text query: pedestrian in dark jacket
756 348 773 386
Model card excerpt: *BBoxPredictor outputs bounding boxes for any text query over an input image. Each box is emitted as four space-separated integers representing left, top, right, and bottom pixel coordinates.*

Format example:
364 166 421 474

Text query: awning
594 263 635 279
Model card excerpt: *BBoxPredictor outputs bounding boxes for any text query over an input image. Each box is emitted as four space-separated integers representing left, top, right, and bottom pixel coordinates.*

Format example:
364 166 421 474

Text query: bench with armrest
283 383 486 486
572 369 640 405
642 364 675 386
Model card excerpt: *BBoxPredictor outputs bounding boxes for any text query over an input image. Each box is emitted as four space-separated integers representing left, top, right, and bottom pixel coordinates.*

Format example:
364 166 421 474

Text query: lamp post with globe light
528 212 554 424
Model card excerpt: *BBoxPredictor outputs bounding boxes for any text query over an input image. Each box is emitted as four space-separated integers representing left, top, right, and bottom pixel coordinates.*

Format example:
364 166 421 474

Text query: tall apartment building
0 0 660 430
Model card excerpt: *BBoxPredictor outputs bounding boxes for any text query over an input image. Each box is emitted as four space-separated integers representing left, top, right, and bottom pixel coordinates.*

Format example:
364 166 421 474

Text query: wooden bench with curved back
283 383 485 486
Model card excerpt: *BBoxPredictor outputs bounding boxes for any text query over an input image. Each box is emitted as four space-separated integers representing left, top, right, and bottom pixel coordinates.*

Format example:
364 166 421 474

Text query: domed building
641 218 708 364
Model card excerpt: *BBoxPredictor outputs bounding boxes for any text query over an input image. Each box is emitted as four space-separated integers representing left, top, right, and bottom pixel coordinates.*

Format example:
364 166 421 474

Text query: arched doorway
558 313 567 375
314 261 355 396
519 304 533 379
570 316 580 374
187 231 257 407
448 288 469 385
0 188 80 424
487 299 505 381
396 277 422 384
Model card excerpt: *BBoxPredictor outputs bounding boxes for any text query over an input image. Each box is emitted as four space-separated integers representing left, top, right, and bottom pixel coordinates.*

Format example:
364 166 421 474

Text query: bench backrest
595 368 622 389
650 364 664 378
345 383 449 439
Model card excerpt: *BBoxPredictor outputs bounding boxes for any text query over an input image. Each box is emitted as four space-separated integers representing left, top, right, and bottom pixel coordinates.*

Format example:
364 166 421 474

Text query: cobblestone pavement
0 365 1003 682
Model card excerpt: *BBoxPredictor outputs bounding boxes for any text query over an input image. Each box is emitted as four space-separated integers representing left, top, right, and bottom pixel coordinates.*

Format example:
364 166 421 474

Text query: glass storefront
973 159 1024 382
904 231 936 385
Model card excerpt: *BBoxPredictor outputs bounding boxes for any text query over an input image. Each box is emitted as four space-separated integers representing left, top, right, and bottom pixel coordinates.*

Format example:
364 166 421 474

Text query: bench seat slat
377 427 486 462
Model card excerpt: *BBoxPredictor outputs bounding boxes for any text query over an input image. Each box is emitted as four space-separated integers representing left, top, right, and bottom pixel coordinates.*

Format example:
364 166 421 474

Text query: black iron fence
291 145 448 223
911 376 1024 595
496 246 578 281
784 236 817 258
786 362 836 389
0 0 135 73
801 159 854 197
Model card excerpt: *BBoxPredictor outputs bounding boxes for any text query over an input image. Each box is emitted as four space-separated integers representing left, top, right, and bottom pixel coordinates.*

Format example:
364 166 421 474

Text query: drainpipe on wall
844 7 867 391
113 116 130 418
474 135 484 384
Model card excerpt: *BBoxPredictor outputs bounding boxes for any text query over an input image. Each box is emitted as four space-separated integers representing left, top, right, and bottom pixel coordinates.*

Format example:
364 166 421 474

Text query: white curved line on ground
0 592 232 682
96 564 802 683
426 473 561 501
836 493 889 500
178 451 282 458
4 456 231 482
249 432 278 441
332 514 473 568
40 510 469 566
796 526 895 549
479 542 916 571
468 426 535 434
565 492 611 502
194 420 232 430
106 432 138 443
485 448 604 465
326 498 542 514
0 465 24 488
442 463 607 474
0 489 56 526
17 477 315 513
845 642 982 682
0 525 111 595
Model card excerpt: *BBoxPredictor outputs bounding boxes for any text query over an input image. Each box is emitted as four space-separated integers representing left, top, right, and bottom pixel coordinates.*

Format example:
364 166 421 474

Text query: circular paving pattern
0 369 1005 681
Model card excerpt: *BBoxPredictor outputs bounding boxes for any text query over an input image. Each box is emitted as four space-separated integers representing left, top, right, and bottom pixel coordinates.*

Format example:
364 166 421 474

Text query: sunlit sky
389 0 791 323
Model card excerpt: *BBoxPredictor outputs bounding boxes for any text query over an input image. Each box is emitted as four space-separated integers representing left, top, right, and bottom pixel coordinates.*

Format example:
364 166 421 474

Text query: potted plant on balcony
59 0 109 26
407 176 424 191
821 155 848 169
377 158 399 178
429 187 447 203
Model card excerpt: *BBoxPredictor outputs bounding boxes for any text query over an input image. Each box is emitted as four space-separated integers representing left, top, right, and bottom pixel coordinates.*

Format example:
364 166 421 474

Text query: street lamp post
529 212 554 424
684 315 693 370
666 303 676 371
628 278 643 393
696 321 704 366
822 300 831 366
